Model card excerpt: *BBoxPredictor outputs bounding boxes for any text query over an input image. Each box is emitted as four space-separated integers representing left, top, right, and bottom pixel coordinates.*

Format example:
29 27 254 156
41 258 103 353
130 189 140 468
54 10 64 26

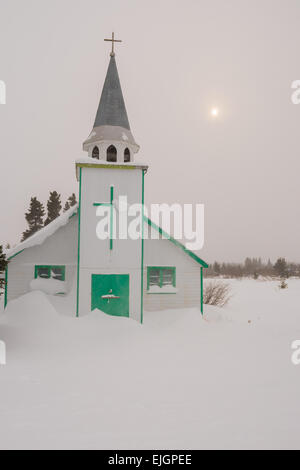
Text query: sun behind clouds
211 107 220 117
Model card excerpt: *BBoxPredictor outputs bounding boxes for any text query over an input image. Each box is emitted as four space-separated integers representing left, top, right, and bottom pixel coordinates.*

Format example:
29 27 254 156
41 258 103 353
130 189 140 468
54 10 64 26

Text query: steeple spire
83 40 139 161
93 54 131 130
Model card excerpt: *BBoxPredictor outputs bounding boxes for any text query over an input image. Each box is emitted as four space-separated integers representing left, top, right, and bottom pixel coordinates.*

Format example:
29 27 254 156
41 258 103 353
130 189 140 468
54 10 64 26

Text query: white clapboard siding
144 237 202 312
7 216 78 303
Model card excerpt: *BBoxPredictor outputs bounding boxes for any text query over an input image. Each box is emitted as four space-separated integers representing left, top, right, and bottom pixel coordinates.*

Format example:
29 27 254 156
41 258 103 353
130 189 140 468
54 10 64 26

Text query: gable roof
144 217 209 268
6 206 208 269
6 205 78 261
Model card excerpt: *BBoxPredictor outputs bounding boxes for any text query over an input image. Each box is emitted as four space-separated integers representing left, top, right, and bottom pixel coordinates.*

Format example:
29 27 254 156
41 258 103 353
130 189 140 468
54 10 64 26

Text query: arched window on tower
92 146 99 159
124 148 130 162
107 145 117 162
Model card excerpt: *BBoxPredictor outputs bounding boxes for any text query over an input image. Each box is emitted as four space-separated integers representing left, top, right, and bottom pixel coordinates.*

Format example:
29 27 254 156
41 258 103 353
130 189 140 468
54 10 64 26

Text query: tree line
206 257 300 279
21 192 77 242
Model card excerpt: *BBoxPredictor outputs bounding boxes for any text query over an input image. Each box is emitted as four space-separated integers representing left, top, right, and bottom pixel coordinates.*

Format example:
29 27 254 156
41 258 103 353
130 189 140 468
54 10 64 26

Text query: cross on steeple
104 32 122 57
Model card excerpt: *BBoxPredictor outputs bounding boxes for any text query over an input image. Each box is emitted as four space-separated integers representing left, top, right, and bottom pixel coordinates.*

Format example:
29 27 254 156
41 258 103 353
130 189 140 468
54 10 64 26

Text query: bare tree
203 281 231 307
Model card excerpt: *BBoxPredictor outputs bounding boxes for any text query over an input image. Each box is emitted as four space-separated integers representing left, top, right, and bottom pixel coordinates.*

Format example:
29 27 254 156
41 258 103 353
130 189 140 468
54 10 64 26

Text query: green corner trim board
110 185 114 251
140 170 145 324
76 167 82 317
201 267 204 315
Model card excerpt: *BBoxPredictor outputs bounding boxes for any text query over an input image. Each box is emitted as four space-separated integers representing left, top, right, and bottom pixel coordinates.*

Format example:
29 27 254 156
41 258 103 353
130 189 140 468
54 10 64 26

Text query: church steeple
93 55 130 130
83 37 139 163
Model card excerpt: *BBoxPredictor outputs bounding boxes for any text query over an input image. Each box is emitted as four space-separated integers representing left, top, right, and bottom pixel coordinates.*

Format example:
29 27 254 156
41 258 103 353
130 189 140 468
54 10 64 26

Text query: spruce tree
274 258 288 278
22 197 45 241
63 193 77 212
0 245 8 295
68 193 77 207
63 200 70 212
44 191 62 226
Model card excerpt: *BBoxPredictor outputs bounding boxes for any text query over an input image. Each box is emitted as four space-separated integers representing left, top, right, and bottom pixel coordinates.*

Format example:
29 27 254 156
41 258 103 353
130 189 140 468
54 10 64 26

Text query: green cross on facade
93 185 114 250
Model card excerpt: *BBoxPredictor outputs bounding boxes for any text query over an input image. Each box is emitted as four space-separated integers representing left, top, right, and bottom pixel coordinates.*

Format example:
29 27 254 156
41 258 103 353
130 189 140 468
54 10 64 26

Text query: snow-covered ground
0 279 299 450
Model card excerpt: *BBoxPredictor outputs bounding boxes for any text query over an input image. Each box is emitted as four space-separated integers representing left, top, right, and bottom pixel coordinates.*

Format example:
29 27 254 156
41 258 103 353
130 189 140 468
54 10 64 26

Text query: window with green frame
34 265 65 281
147 267 176 290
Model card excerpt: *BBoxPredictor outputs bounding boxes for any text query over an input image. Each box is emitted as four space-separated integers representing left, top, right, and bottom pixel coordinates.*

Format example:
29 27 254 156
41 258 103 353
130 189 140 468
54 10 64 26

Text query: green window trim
147 266 176 290
34 265 66 281
76 166 82 317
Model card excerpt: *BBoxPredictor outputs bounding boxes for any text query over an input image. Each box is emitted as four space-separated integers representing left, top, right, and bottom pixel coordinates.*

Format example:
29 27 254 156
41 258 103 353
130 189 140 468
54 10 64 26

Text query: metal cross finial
104 32 122 57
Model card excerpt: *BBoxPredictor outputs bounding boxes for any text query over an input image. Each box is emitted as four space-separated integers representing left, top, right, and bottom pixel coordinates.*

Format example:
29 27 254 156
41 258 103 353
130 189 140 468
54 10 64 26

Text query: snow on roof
82 125 138 150
5 204 208 269
7 204 78 260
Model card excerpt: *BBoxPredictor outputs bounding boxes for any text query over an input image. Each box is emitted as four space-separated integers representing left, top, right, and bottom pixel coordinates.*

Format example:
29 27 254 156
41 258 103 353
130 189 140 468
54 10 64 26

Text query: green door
91 274 129 317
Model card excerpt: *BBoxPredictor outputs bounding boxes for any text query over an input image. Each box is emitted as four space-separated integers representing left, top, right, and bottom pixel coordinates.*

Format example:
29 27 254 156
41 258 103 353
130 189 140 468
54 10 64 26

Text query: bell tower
82 33 139 163
76 34 148 321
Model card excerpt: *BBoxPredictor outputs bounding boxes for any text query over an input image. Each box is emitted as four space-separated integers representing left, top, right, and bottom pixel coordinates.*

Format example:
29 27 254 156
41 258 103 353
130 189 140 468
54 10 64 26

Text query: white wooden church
5 37 208 322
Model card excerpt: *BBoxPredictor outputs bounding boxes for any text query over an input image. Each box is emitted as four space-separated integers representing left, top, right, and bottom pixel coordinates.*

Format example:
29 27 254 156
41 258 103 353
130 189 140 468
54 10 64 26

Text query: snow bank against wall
30 279 67 295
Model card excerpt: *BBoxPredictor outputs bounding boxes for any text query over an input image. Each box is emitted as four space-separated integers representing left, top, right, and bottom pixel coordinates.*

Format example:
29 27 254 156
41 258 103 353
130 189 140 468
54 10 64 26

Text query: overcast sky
0 0 299 262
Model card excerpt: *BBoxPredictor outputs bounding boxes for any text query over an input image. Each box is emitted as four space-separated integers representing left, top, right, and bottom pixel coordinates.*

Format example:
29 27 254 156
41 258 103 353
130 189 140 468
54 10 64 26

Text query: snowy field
0 279 299 450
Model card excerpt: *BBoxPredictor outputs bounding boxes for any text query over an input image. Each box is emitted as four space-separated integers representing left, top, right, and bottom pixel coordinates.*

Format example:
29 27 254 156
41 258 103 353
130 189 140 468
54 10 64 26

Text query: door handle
101 294 120 300
101 289 120 302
